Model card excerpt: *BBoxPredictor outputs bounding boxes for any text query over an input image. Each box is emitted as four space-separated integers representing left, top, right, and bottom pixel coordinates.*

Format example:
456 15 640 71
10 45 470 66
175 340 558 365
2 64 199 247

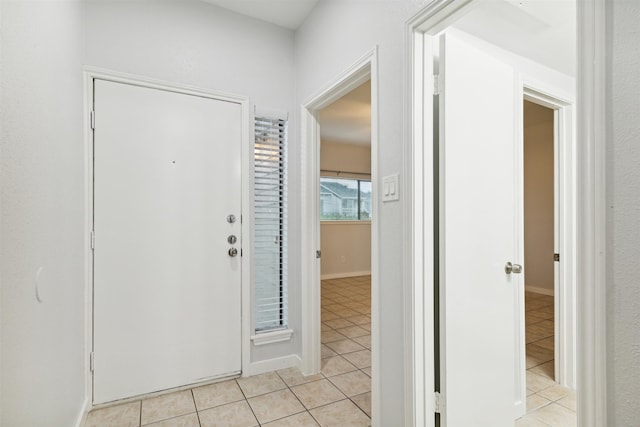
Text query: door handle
505 262 522 274
228 248 238 257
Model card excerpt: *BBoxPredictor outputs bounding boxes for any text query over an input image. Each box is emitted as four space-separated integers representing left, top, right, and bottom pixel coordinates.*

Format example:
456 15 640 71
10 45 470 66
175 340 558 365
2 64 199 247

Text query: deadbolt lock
227 214 236 224
228 235 237 244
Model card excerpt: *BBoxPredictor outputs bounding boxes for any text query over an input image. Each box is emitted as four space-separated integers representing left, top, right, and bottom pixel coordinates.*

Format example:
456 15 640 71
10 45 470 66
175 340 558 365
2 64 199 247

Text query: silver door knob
505 262 523 274
228 248 238 257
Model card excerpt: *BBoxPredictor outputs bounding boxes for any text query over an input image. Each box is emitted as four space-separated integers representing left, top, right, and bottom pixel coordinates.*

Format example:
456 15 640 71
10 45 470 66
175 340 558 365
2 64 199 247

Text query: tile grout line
190 389 202 427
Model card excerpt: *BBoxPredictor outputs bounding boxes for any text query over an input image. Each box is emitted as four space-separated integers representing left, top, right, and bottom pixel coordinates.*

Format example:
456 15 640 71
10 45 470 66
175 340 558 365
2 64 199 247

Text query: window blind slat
254 115 288 333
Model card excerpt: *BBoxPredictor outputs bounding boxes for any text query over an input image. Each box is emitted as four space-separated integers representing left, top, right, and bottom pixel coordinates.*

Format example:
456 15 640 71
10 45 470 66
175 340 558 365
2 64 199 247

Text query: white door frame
403 1 607 426
521 87 576 391
300 48 379 423
83 67 252 404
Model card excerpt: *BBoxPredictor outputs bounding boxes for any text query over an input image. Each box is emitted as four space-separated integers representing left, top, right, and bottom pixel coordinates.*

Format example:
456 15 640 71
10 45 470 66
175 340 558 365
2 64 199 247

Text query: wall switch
382 174 400 202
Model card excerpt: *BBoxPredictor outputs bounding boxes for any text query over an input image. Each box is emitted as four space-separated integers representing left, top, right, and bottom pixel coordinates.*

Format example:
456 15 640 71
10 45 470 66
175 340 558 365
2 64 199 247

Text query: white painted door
439 31 519 426
93 79 242 404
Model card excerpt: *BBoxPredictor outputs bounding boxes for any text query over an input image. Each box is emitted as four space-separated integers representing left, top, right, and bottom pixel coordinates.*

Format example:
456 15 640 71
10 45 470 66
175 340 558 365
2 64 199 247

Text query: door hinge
316 250 321 259
90 110 95 130
434 391 443 413
433 74 440 96
554 253 560 262
91 231 95 250
90 352 95 373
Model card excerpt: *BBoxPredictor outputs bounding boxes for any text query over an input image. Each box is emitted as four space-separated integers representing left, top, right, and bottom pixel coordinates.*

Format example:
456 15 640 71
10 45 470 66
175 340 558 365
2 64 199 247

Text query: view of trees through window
320 177 372 221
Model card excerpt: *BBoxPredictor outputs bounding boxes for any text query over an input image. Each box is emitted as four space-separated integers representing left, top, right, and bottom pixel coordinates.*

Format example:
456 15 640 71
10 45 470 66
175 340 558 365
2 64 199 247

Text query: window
254 116 287 332
320 177 372 221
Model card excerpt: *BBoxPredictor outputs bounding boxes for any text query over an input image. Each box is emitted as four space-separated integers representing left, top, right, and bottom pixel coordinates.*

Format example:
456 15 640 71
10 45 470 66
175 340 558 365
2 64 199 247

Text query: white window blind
254 116 288 332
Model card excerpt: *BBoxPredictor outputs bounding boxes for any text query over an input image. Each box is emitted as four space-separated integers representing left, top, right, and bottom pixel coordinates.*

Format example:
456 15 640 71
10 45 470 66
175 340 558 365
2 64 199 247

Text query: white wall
524 102 555 294
84 0 297 365
295 1 426 423
0 2 87 425
606 0 640 423
1 2 298 424
320 141 372 278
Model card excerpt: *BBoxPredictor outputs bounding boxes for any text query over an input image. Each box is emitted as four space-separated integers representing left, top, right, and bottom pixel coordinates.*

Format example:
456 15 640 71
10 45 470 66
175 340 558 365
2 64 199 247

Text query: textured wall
0 2 86 425
607 0 640 424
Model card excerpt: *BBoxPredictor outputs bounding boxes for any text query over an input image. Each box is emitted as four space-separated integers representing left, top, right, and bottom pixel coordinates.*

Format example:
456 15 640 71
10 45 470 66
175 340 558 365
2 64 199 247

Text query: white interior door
93 79 242 404
439 31 519 426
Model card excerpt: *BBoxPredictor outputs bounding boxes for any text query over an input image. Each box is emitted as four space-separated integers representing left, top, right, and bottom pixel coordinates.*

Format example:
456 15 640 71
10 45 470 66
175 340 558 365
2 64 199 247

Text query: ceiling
319 81 372 146
200 0 318 30
201 0 575 76
453 0 576 76
201 0 574 144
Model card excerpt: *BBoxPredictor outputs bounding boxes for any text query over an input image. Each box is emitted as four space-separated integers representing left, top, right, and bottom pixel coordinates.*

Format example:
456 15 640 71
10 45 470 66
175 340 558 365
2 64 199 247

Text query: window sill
251 328 294 346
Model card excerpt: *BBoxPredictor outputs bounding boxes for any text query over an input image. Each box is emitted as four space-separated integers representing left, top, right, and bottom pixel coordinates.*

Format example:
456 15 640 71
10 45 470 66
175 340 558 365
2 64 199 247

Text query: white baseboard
242 354 300 377
525 285 554 296
74 397 90 427
321 270 371 280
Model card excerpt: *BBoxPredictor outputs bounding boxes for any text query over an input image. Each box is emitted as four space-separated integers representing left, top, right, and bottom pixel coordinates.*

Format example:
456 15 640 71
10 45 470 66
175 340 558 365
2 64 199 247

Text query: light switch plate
382 174 399 202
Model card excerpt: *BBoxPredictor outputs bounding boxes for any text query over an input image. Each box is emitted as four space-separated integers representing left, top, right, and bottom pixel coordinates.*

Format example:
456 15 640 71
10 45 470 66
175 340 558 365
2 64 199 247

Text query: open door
438 31 520 426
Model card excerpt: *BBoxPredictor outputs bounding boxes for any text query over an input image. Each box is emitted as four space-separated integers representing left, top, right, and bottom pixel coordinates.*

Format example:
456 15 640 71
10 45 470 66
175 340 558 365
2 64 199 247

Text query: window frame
319 176 372 222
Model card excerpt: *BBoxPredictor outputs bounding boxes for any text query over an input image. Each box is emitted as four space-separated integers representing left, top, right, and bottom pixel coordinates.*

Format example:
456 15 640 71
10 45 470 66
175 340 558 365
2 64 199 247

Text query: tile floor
86 279 576 426
85 276 372 427
517 291 577 427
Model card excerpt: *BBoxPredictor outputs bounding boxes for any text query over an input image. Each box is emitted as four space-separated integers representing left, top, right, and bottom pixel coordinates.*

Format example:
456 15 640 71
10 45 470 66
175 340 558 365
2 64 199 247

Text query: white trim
242 355 300 378
73 397 90 427
403 18 435 427
83 67 251 406
254 106 288 121
577 0 608 425
525 286 555 297
405 0 603 425
522 85 577 391
320 271 372 280
300 48 380 426
250 329 294 346
82 67 94 424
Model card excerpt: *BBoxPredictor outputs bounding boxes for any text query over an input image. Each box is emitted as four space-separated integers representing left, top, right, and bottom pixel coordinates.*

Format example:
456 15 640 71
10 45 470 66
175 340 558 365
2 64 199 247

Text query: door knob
505 262 523 274
228 248 238 257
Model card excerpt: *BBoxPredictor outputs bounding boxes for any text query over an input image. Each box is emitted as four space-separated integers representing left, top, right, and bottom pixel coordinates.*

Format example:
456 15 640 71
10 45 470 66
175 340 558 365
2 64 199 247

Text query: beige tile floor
517 291 577 427
88 278 576 426
85 276 371 427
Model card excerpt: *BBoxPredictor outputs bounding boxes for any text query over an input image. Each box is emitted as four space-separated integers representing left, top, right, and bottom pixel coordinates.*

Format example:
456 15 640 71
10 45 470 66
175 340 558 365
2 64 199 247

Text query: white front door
438 31 520 426
93 79 242 404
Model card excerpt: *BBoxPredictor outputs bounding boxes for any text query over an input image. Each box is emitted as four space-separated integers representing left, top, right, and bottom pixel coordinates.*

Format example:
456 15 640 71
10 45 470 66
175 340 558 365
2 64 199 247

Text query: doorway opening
404 3 578 424
317 80 373 418
523 100 556 387
300 49 379 425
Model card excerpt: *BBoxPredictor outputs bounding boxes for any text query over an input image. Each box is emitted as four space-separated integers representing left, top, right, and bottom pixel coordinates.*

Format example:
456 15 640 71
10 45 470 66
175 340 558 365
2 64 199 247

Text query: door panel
439 31 518 427
93 80 242 404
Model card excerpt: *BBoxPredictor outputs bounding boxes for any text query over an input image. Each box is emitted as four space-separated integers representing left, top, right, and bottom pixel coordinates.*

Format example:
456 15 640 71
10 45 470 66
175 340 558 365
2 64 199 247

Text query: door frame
403 1 607 426
521 87 576 391
299 48 380 423
83 67 252 405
